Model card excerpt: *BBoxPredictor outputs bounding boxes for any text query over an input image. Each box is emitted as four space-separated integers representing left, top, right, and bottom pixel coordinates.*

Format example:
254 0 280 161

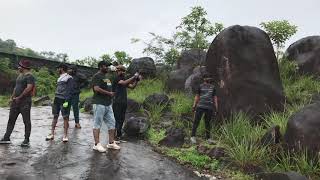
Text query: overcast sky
0 0 319 60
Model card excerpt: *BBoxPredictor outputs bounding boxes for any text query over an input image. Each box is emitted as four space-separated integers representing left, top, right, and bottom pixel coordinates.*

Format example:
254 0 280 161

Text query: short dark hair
57 63 68 72
98 61 112 68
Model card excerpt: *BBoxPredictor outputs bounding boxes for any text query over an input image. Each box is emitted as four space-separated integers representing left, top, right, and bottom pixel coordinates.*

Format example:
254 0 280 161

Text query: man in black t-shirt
0 59 35 147
91 61 120 152
112 65 140 141
190 73 218 144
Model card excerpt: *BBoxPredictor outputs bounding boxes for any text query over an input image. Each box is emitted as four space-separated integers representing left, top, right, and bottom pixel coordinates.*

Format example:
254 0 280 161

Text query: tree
132 6 223 66
114 51 132 65
75 56 99 67
260 20 298 58
100 53 113 62
175 6 223 50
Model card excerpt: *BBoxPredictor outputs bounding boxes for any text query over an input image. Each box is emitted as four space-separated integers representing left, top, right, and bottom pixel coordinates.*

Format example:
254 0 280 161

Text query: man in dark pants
0 59 35 147
68 65 89 129
112 65 140 141
190 74 218 144
46 63 73 142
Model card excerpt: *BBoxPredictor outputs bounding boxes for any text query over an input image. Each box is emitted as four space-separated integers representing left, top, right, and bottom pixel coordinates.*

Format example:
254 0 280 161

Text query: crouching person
91 61 120 153
190 74 218 144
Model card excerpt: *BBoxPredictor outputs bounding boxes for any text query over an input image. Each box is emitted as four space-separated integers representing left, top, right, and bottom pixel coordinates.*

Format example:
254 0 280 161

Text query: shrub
32 68 57 97
128 79 164 103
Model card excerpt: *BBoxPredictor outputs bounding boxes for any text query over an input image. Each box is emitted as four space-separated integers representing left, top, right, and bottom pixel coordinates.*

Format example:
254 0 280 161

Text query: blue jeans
93 104 115 130
70 94 80 123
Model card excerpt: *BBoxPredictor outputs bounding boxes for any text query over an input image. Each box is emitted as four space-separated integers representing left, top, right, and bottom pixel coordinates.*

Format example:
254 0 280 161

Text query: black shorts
52 97 71 118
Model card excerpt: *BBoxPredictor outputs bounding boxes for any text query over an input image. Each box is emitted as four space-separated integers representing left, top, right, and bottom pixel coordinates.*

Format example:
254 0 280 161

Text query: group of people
0 59 218 151
0 59 140 151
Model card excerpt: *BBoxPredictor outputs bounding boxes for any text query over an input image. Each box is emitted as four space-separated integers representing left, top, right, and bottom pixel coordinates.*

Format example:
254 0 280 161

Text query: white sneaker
93 143 106 153
45 134 54 141
62 137 69 142
106 142 121 150
190 137 197 144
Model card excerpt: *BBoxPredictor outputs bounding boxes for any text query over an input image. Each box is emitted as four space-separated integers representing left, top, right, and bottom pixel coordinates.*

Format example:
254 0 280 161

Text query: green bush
128 79 164 103
279 60 320 104
0 57 15 75
146 128 166 145
269 149 320 179
32 68 57 97
219 112 269 169
169 92 193 116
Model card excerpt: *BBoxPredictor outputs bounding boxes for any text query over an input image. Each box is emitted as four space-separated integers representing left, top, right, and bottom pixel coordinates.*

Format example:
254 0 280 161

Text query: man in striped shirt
191 73 218 144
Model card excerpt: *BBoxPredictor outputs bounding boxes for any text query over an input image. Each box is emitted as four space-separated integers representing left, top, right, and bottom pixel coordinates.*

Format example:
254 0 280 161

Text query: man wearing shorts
91 61 120 152
46 63 73 142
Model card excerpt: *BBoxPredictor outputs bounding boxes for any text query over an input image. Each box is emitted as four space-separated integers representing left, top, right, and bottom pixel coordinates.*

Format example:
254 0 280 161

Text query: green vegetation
128 79 164 103
32 68 57 97
138 58 320 179
133 6 223 65
260 20 298 58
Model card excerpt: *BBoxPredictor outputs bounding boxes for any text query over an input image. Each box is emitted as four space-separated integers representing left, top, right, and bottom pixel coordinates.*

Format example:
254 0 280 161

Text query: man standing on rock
68 65 89 129
46 63 73 142
91 61 120 152
112 65 140 141
0 59 35 147
190 73 218 144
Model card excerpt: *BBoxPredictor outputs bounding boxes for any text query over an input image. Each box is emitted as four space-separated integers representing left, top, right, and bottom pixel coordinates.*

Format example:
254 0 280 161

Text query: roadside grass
145 103 167 125
146 128 166 145
128 79 164 103
268 149 320 179
0 95 10 107
80 88 93 102
169 92 193 116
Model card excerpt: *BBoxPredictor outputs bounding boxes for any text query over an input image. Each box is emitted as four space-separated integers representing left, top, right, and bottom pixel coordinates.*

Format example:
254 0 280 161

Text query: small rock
260 125 282 146
159 128 185 148
260 171 308 180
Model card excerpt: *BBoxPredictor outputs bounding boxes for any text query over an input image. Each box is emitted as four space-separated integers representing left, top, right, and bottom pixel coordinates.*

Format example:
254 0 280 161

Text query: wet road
0 107 201 180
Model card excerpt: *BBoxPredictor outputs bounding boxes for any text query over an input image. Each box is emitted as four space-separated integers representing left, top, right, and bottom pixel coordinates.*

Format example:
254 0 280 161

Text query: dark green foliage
32 68 57 97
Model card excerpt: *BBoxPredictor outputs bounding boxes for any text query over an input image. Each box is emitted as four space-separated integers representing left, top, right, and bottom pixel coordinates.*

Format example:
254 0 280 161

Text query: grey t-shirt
14 73 35 102
197 83 216 111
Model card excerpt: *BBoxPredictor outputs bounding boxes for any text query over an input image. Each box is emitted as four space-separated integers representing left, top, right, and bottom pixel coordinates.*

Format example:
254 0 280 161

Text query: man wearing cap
46 63 73 142
0 59 35 147
190 73 218 144
68 65 89 129
91 61 120 152
112 65 140 141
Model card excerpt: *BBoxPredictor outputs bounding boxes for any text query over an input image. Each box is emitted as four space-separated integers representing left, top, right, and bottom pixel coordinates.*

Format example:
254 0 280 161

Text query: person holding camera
112 65 140 141
190 73 218 144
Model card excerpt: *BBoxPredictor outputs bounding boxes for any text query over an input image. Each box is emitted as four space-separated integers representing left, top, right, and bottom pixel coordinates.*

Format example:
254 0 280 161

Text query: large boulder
185 66 207 94
206 25 285 121
127 57 156 78
124 116 150 137
259 172 308 180
143 93 169 110
165 68 191 92
159 127 185 148
177 49 206 70
33 96 52 106
284 102 320 156
285 36 320 75
79 97 93 114
260 125 282 146
127 98 141 113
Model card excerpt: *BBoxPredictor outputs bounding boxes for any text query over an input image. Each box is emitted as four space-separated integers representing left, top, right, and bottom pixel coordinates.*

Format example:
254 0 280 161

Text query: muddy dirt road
0 107 201 180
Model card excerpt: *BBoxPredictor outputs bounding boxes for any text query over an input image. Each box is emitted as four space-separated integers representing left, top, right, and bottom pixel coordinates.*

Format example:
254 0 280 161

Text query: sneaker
62 137 69 142
75 123 81 129
0 137 11 144
21 139 30 147
190 137 197 144
45 134 54 141
106 142 121 150
93 143 106 153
